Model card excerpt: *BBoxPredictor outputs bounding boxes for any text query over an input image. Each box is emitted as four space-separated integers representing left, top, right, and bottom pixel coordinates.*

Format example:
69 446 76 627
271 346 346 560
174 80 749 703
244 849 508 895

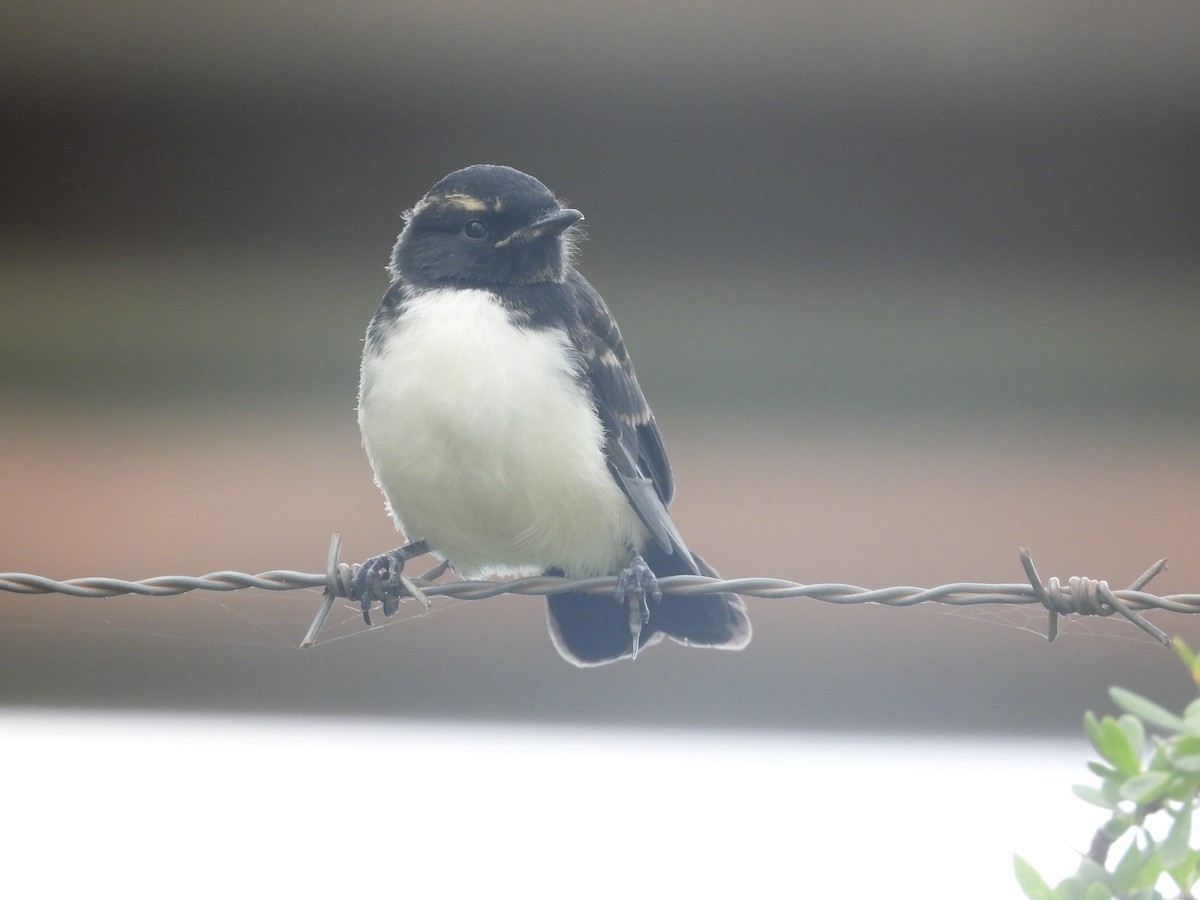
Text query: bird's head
392 165 584 287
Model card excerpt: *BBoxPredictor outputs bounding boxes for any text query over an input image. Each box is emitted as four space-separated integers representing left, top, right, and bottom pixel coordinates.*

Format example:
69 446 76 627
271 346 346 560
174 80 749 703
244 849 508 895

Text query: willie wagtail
352 164 751 666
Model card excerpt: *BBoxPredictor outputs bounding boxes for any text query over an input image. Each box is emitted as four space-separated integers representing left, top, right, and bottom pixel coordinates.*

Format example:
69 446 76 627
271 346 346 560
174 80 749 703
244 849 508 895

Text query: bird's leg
615 552 661 660
350 539 431 625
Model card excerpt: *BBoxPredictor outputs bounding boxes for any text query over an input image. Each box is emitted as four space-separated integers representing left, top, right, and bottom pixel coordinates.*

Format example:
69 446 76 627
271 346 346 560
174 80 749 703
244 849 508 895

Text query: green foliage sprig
1016 639 1200 900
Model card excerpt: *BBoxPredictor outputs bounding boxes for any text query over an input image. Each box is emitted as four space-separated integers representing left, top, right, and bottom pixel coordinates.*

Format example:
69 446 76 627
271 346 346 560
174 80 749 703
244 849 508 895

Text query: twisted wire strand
1 535 1190 647
0 571 329 598
5 571 1189 610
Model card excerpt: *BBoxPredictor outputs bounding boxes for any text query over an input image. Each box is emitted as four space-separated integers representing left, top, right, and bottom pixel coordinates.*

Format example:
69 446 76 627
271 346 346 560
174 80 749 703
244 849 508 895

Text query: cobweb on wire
933 591 1168 646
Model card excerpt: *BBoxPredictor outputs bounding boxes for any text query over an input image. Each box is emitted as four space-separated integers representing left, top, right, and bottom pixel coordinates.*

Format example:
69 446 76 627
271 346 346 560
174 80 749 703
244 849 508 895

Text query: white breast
358 287 647 579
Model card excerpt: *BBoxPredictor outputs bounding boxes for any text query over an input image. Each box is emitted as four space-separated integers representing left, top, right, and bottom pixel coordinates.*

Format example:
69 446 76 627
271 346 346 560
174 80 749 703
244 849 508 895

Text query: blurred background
2 2 1198 892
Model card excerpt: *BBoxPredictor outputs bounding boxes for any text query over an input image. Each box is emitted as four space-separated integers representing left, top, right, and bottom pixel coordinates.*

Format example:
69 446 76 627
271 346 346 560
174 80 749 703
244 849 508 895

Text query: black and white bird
352 164 751 666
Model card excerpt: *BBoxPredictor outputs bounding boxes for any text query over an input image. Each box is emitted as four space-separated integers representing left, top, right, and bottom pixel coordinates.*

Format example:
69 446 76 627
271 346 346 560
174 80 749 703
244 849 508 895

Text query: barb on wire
1 533 1192 648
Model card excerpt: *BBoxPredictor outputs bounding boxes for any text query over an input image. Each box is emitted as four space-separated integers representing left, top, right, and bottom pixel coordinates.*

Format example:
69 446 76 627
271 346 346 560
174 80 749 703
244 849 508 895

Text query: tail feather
545 547 751 667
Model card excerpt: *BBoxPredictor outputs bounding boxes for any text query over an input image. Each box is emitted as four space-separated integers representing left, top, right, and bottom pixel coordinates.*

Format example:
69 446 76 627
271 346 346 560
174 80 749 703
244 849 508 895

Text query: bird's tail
545 546 751 667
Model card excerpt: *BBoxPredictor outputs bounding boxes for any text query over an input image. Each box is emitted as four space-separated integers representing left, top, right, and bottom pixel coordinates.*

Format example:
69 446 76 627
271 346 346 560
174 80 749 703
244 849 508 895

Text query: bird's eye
463 220 487 240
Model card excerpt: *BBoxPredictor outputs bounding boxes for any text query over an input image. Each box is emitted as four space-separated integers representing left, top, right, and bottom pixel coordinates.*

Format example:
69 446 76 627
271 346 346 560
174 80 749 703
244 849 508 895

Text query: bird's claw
615 554 660 660
349 542 430 625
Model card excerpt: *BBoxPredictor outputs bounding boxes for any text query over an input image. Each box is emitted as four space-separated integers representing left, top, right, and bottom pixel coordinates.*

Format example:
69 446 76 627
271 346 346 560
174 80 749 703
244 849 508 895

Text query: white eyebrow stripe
441 193 490 211
409 193 501 217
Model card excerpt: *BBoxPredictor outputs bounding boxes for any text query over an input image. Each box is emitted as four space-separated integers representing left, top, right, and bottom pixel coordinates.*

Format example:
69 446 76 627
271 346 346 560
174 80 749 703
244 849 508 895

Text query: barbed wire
1 534 1192 648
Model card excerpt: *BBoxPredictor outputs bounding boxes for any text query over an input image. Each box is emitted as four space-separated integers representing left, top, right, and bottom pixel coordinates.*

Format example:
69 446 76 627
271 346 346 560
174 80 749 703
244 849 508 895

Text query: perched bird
353 164 751 666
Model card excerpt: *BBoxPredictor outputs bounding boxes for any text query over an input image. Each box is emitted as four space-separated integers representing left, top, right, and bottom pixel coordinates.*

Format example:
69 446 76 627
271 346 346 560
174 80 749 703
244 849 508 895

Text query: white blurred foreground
5 712 1096 897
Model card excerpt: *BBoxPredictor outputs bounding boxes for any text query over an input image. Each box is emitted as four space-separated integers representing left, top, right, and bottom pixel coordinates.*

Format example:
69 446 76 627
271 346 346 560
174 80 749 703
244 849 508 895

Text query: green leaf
1112 836 1148 892
1166 773 1200 803
1051 875 1090 900
1073 784 1118 810
1183 699 1200 735
1014 854 1054 899
1174 637 1200 689
1090 715 1142 777
1111 687 1186 733
1145 740 1171 778
1117 714 1146 763
1087 760 1119 780
1161 807 1192 868
1085 710 1103 746
1167 752 1200 774
1166 849 1200 893
1173 636 1195 671
1065 865 1118 899
1167 735 1200 773
1077 856 1114 884
1120 770 1173 804
1101 815 1134 842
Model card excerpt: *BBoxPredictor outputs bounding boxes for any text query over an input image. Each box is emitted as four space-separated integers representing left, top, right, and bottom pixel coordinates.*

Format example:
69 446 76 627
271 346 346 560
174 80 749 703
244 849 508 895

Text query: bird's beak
494 208 584 247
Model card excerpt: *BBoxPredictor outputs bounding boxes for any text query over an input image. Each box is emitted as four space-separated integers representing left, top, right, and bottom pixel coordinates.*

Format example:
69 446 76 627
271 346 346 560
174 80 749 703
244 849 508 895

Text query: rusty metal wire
1 534 1192 648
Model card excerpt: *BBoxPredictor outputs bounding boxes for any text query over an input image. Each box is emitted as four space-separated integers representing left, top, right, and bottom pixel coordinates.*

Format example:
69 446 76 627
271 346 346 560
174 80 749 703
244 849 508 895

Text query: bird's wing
565 270 696 567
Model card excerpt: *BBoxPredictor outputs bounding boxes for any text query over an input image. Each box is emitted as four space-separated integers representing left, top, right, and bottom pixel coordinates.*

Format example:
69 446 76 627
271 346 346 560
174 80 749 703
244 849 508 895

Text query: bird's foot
615 554 660 660
349 540 430 625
